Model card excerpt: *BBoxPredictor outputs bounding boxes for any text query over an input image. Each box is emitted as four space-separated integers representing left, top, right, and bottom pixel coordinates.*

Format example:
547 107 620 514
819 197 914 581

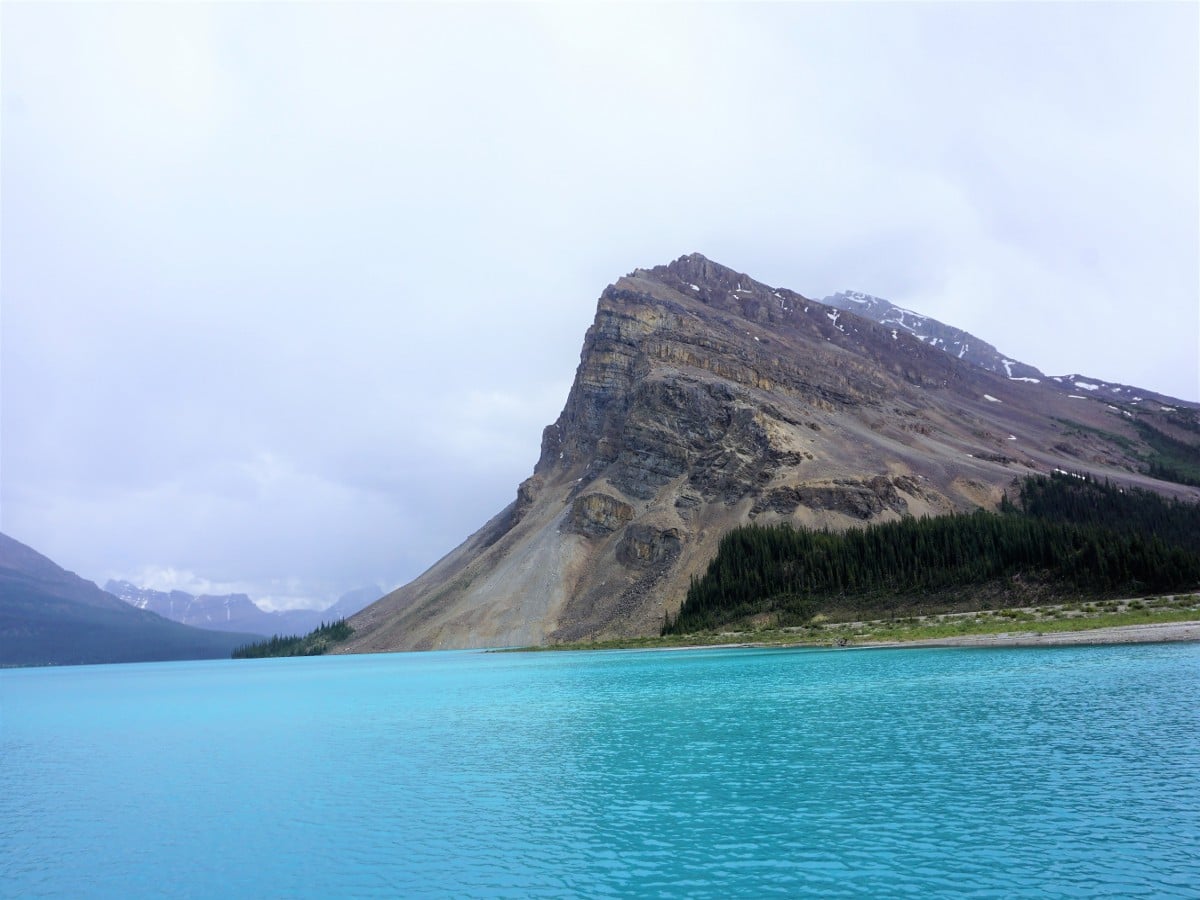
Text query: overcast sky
3 2 1197 610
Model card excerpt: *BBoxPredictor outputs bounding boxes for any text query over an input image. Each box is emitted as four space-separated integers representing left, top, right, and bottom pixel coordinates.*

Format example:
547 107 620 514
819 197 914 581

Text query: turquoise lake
2 643 1198 897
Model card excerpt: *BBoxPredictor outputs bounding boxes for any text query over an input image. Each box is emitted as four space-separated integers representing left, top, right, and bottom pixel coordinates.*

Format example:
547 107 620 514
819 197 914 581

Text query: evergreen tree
664 474 1200 635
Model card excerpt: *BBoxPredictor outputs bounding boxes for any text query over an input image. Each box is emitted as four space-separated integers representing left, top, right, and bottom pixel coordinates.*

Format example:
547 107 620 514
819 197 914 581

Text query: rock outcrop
341 254 1200 652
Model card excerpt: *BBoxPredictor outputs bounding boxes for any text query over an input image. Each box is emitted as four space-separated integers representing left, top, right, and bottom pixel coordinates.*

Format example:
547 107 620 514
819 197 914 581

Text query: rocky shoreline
857 620 1200 649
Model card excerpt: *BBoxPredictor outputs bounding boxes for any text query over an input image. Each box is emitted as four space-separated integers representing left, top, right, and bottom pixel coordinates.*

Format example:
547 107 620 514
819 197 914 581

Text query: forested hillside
1012 471 1200 550
231 620 353 659
665 474 1200 634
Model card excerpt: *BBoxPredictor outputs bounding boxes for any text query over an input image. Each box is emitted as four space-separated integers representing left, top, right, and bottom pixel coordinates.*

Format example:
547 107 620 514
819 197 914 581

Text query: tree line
664 472 1200 635
1011 470 1200 551
231 619 354 659
1133 419 1200 488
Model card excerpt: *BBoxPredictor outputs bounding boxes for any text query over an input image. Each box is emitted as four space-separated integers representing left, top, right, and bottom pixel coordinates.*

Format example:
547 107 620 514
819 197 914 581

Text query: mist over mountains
105 581 380 638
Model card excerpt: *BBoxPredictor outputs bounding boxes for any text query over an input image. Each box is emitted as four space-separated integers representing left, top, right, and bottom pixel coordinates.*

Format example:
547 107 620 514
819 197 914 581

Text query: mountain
340 254 1200 652
322 585 382 621
822 290 1043 381
0 533 257 666
822 290 1188 407
105 581 382 638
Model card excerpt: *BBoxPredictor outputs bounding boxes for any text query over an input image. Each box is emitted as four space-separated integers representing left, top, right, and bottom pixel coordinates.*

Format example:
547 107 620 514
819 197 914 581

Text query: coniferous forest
1132 419 1200 488
664 473 1200 635
231 619 353 659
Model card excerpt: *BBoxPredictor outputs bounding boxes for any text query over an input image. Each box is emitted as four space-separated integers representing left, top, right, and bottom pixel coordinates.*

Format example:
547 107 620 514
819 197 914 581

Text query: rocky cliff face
342 255 1199 652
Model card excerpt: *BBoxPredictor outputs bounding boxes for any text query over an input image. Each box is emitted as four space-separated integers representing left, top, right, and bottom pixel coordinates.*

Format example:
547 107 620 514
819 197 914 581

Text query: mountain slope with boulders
340 254 1199 652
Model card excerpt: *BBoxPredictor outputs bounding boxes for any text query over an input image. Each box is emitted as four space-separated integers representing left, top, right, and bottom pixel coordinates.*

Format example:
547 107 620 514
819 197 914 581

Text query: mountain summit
341 255 1199 652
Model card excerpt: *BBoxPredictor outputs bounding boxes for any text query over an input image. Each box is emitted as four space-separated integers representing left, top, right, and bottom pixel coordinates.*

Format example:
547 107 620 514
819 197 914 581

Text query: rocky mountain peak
340 256 1199 653
629 253 811 325
530 254 827 491
104 580 378 638
653 253 761 292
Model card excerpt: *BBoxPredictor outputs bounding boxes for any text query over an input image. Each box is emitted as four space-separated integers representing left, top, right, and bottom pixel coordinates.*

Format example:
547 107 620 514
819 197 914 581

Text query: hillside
0 533 257 666
666 473 1200 634
340 254 1199 651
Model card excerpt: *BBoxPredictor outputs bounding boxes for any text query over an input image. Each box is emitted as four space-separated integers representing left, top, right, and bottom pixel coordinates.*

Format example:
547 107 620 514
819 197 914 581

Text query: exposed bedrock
341 254 1200 652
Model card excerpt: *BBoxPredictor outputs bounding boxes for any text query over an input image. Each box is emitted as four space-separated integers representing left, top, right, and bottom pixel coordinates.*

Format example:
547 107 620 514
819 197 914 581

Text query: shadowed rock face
566 494 634 537
341 254 1200 652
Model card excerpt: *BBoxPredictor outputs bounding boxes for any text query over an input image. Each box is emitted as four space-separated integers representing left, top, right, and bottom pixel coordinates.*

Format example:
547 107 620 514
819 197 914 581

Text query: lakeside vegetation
231 619 353 659
529 594 1200 652
663 473 1200 636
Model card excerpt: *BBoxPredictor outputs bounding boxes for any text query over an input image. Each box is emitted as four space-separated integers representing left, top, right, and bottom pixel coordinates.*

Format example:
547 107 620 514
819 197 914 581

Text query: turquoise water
2 644 1198 898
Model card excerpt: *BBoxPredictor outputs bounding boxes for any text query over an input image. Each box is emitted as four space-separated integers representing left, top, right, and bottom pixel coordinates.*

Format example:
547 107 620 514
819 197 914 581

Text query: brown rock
339 254 1200 652
565 493 634 537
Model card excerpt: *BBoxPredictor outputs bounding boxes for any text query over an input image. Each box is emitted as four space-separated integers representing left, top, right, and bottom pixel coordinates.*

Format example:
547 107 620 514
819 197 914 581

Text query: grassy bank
525 594 1200 652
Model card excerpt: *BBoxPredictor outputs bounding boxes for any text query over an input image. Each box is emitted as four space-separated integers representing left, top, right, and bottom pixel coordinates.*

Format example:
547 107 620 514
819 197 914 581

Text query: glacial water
2 644 1199 898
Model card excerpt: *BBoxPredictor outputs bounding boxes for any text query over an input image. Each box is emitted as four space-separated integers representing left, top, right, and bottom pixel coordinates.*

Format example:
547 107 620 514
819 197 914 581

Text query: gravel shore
859 620 1200 649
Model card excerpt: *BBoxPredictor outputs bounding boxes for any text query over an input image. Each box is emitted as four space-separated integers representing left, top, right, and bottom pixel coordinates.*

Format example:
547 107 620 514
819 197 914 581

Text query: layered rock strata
342 254 1199 651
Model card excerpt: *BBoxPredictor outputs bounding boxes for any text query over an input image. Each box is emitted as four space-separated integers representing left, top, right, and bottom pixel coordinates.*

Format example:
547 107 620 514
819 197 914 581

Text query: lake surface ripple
3 643 1198 897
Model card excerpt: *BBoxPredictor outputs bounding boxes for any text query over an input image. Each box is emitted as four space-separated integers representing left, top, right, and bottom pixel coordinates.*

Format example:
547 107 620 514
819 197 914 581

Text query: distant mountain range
104 581 381 639
0 533 257 666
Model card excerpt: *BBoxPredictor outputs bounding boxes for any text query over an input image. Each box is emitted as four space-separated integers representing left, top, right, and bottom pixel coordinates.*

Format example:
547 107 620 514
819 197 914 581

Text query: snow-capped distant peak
822 290 1043 383
818 291 1194 411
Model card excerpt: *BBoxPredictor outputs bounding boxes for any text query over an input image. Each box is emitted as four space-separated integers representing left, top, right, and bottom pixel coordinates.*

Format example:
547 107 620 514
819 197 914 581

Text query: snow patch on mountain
823 290 1043 383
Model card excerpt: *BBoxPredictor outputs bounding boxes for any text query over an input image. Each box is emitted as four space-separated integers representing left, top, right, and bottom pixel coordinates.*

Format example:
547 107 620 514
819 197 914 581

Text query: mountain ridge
0 532 258 666
104 580 379 638
822 289 1189 407
340 254 1199 652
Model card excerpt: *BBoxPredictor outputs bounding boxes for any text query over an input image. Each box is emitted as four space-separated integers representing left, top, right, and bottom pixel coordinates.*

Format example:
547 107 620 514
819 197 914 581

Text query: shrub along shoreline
520 595 1200 652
